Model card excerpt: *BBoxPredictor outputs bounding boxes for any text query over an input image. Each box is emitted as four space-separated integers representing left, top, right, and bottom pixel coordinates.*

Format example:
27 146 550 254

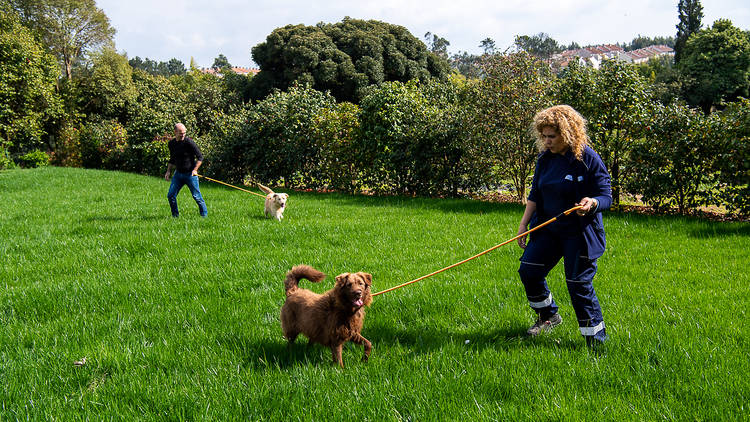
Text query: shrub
79 120 128 169
17 149 50 168
216 84 335 187
313 102 362 192
627 103 713 214
357 79 488 196
0 141 14 170
123 133 171 176
50 125 82 167
710 99 750 217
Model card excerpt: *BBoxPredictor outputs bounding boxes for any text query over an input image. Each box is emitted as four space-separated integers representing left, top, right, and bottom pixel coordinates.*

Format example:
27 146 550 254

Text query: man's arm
192 160 202 177
164 163 174 181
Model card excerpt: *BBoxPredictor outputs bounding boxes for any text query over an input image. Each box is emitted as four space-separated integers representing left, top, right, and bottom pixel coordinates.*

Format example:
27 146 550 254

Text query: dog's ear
359 272 373 286
281 193 289 200
335 273 350 285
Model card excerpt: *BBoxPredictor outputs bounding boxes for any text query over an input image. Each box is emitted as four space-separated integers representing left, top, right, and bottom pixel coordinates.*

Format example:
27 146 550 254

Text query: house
551 44 674 69
624 45 674 64
200 67 260 77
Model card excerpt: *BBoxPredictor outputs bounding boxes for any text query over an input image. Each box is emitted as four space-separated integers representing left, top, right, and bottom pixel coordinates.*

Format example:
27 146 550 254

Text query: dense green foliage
624 34 675 51
514 33 561 59
128 56 187 77
628 103 713 213
9 0 116 79
1 167 748 419
471 52 556 201
558 60 653 205
679 19 750 113
674 0 703 63
357 78 487 196
0 8 62 156
711 98 750 216
250 17 450 103
76 47 137 121
218 84 336 186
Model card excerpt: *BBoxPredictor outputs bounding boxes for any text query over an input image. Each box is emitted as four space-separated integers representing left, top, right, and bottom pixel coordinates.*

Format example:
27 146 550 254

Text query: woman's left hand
576 197 598 216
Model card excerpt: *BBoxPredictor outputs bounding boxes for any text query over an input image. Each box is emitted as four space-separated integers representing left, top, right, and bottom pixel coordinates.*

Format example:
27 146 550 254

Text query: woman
516 105 611 347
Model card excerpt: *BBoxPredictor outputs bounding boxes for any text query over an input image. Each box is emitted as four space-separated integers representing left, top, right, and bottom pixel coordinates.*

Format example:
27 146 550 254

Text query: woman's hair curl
533 105 589 160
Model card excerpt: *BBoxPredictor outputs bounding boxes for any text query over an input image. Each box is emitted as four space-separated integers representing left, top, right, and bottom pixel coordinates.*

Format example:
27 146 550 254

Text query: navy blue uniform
519 146 611 342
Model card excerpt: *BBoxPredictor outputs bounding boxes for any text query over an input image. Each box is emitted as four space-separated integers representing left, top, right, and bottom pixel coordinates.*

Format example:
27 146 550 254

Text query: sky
96 0 750 69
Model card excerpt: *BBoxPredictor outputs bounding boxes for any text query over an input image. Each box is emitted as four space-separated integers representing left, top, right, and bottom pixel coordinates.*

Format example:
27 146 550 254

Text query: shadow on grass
220 322 587 371
83 214 165 222
687 224 750 238
218 332 341 370
365 321 583 353
291 189 522 216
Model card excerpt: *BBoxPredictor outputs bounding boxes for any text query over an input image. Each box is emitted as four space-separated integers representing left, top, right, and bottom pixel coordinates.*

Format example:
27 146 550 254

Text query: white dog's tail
258 183 274 195
284 265 326 295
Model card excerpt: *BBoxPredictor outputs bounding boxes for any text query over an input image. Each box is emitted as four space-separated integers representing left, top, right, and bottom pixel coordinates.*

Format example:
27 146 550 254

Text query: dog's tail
284 265 326 294
258 183 274 195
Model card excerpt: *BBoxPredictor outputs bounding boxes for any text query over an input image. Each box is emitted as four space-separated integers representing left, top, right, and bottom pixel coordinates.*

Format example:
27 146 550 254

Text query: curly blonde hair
533 105 589 160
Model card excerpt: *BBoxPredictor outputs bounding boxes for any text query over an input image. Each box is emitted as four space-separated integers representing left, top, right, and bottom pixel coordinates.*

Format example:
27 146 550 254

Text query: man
164 123 207 217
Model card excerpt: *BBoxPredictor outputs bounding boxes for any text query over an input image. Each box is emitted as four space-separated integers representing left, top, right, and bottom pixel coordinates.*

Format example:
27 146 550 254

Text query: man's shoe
527 313 562 336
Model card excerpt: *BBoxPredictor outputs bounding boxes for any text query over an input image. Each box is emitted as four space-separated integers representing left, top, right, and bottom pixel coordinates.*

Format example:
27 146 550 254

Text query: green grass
1 167 748 420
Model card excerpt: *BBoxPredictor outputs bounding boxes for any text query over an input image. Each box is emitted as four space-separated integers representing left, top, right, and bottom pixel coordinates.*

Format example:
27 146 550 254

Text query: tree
674 0 703 63
250 18 450 103
424 32 450 59
710 99 750 216
212 54 231 70
0 7 62 155
216 84 336 186
626 34 675 51
450 51 481 79
479 38 496 55
471 52 557 202
76 47 136 120
358 79 488 196
679 19 750 113
636 55 682 105
514 33 561 59
627 103 713 214
129 56 185 76
558 60 653 205
11 0 116 80
166 58 186 76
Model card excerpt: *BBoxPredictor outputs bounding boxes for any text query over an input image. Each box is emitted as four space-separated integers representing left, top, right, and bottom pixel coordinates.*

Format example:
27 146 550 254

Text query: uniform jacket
528 145 612 259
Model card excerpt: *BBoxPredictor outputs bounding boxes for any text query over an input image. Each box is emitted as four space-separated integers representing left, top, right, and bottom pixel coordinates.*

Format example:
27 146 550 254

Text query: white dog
258 183 288 221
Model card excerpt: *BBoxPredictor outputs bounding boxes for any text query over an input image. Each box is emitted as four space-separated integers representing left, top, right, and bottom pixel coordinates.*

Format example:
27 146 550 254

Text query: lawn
1 167 748 420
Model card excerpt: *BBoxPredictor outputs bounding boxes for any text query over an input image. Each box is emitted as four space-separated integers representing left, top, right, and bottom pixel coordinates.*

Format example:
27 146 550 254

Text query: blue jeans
518 229 607 343
167 171 207 217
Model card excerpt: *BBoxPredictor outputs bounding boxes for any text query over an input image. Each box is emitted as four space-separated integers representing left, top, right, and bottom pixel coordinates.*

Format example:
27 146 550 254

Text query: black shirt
168 137 203 173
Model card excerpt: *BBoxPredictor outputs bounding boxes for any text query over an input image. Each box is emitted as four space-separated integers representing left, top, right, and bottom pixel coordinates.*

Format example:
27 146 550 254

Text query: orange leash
197 174 267 199
372 205 583 297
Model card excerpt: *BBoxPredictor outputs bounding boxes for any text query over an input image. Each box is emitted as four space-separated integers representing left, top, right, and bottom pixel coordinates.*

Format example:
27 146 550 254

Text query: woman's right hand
517 226 528 249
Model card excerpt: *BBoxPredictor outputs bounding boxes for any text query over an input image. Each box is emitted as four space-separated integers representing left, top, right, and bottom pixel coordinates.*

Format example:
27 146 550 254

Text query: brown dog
280 265 373 367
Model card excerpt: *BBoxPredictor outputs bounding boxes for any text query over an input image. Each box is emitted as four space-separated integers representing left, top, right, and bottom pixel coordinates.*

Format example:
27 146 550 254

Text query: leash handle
372 205 583 297
197 174 267 198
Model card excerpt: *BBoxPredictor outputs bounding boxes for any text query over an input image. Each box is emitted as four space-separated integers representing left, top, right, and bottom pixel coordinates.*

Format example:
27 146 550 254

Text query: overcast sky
96 0 750 69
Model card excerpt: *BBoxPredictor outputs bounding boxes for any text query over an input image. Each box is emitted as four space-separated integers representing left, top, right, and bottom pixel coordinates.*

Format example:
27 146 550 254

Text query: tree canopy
680 19 750 113
250 17 450 103
674 0 703 63
514 33 561 59
0 7 62 154
10 0 116 79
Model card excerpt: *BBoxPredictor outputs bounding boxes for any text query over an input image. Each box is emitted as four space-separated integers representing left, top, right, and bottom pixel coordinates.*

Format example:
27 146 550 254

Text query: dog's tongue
354 298 363 307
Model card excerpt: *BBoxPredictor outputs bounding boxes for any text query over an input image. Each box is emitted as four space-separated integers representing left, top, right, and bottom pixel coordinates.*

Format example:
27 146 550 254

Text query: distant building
625 45 674 64
551 44 674 69
200 67 260 77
